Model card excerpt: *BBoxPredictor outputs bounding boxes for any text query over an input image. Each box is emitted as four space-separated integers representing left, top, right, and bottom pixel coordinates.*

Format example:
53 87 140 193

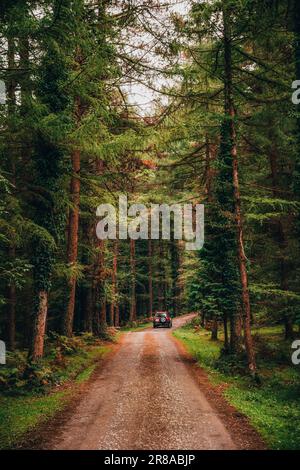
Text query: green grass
75 362 98 383
252 325 283 336
0 344 110 449
174 324 300 450
0 391 70 449
54 345 110 382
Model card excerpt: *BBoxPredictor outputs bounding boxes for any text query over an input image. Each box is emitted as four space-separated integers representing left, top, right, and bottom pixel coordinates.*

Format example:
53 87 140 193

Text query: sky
122 0 190 116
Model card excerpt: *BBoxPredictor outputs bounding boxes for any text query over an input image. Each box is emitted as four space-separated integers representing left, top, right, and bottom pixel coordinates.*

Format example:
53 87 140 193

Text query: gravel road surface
49 314 236 450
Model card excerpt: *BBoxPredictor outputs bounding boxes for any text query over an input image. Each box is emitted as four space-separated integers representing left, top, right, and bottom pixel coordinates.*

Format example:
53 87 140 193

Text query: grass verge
0 343 111 449
173 323 300 450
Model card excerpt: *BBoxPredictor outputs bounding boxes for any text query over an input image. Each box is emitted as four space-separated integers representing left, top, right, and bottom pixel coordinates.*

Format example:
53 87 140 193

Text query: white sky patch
121 0 190 116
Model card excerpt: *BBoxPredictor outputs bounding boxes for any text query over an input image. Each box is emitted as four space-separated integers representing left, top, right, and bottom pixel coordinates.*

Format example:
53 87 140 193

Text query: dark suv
153 311 172 328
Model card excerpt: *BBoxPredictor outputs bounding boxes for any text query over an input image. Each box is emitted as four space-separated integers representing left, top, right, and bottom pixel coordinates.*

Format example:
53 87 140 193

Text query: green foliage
0 342 110 449
0 332 109 396
188 120 240 333
0 351 55 395
0 0 300 449
48 332 86 356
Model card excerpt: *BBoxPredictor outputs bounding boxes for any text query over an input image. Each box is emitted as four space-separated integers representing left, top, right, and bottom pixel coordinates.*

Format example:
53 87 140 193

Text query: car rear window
155 313 167 317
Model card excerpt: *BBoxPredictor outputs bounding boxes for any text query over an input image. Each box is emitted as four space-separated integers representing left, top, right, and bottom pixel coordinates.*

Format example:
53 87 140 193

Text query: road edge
15 337 123 450
171 330 267 450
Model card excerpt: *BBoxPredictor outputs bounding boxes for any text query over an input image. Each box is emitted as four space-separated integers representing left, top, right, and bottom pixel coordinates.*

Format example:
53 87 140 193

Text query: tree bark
63 144 81 336
109 303 114 327
293 0 300 235
114 240 119 325
7 249 16 351
269 149 294 339
6 36 17 351
211 318 218 341
19 33 30 114
148 239 153 317
101 301 107 329
81 222 94 333
98 239 107 332
93 158 107 334
129 239 136 322
29 291 48 360
83 285 93 333
223 4 256 376
115 304 120 327
109 240 118 326
204 134 214 199
170 237 180 316
63 38 85 337
157 240 165 308
223 313 229 352
230 308 242 353
63 86 83 336
19 17 50 361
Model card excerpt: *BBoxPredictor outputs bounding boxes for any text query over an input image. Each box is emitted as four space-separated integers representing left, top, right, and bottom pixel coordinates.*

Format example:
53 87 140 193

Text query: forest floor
174 322 300 450
18 314 265 450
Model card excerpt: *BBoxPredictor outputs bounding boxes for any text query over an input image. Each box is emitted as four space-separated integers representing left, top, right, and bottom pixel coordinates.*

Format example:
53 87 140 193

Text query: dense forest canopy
0 0 299 380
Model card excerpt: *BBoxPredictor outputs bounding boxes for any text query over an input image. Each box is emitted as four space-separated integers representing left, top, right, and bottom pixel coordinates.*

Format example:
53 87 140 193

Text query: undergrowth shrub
253 333 290 365
0 352 54 395
215 352 248 376
0 332 107 395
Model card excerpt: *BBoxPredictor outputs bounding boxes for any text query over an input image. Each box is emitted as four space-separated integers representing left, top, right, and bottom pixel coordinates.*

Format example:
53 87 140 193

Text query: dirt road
45 314 241 450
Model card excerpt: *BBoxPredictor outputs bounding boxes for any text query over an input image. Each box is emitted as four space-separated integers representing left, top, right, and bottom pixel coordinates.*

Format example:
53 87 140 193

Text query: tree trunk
211 318 218 341
97 239 107 333
19 33 30 114
29 291 48 361
293 0 300 235
269 149 294 339
82 222 93 333
158 240 164 308
63 146 80 336
101 301 107 328
114 240 119 325
170 237 179 316
204 134 214 198
83 286 93 333
7 282 16 351
7 249 16 351
223 4 256 376
109 303 114 327
92 239 107 334
223 313 229 352
284 318 294 340
6 36 17 351
93 159 107 334
63 93 82 336
19 20 50 361
109 240 118 326
129 239 136 322
63 41 84 337
148 239 153 317
230 308 242 353
115 305 120 328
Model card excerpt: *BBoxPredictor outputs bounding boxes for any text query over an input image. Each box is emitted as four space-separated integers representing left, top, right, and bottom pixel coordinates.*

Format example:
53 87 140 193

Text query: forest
0 0 300 452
